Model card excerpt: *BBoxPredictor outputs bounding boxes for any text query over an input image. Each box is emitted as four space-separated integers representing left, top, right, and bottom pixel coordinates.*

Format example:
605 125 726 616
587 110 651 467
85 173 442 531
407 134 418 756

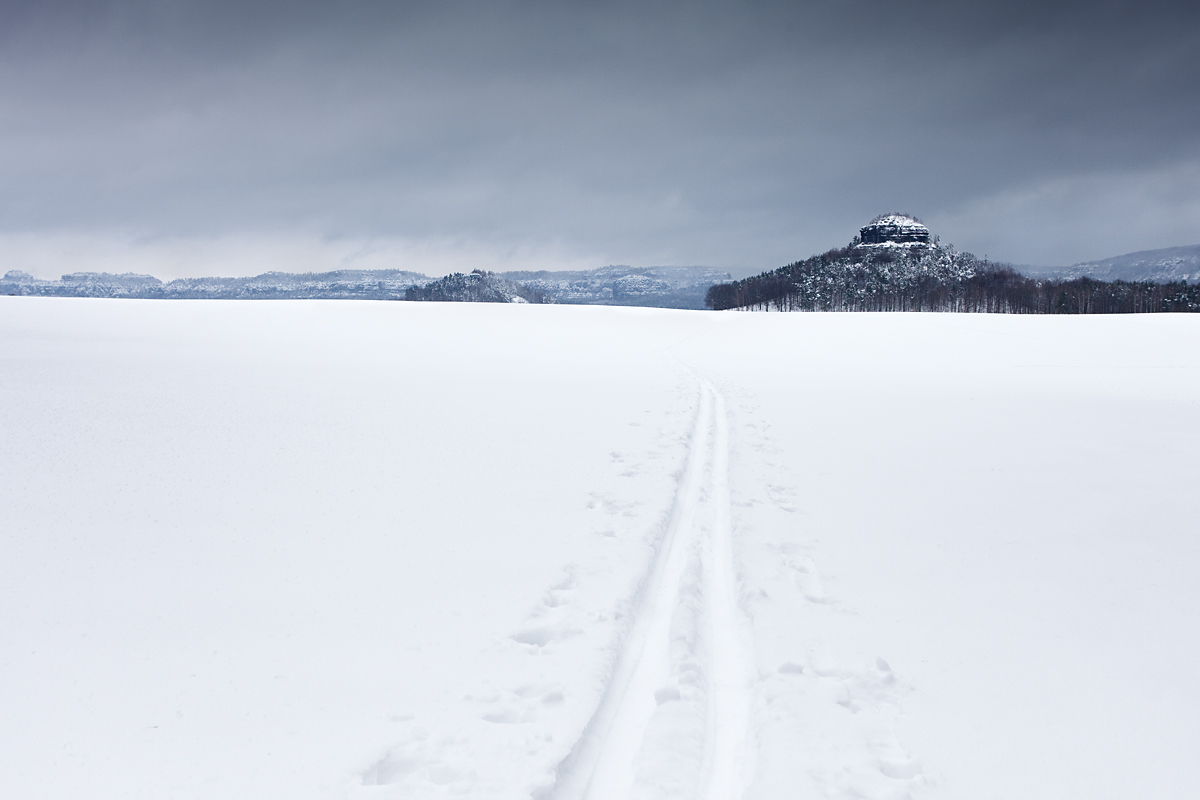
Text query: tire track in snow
548 379 754 800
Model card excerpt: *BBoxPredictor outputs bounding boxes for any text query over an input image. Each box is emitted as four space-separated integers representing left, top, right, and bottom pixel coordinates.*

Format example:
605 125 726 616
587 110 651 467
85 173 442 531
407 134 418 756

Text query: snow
2 298 1199 800
865 214 926 228
853 239 929 248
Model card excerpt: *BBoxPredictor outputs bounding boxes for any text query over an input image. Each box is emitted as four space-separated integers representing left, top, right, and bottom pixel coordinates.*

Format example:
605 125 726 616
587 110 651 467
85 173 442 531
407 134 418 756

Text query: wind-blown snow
2 298 1198 800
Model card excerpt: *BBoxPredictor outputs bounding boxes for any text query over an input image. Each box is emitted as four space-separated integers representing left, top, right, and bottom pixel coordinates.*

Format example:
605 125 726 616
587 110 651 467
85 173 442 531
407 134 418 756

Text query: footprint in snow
472 682 567 725
870 731 925 783
360 730 472 790
803 653 905 715
782 553 835 605
541 569 578 607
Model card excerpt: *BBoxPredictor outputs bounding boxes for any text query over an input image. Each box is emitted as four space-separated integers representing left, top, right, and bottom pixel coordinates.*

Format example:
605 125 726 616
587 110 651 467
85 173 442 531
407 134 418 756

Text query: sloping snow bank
2 299 1198 800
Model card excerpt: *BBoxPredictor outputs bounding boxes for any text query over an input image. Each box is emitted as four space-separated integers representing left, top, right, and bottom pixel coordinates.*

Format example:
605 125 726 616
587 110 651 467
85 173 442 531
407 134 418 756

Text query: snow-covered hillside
3 298 1198 800
0 269 434 299
1021 243 1200 283
0 265 732 308
505 266 733 308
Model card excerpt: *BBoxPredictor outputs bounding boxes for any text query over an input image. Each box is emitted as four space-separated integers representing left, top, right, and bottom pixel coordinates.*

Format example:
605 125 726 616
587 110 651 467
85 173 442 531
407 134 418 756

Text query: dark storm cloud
2 0 1198 275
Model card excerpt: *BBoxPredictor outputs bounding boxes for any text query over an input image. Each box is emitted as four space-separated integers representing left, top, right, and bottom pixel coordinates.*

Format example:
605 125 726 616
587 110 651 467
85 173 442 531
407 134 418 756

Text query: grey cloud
1 0 1197 274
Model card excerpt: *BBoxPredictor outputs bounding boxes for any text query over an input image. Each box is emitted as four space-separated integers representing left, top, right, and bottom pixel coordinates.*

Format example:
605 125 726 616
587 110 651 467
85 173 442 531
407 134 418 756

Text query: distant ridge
1 265 732 309
503 265 731 309
0 269 433 300
1020 244 1200 283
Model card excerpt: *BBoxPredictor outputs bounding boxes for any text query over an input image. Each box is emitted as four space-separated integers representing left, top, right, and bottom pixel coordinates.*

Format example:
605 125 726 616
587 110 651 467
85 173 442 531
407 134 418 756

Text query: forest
705 246 1200 313
404 270 549 304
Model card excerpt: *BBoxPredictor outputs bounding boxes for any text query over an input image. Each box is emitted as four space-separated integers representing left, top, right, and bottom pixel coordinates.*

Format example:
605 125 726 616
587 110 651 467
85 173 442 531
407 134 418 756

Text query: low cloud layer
2 0 1198 277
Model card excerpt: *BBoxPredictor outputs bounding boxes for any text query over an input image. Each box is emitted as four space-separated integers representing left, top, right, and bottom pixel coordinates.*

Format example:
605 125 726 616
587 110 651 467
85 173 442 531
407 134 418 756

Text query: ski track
549 378 755 800
699 382 754 800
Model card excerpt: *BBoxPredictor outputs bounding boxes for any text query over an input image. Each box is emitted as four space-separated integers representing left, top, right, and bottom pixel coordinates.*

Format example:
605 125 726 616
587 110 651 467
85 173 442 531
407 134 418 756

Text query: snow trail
549 379 754 800
698 381 755 800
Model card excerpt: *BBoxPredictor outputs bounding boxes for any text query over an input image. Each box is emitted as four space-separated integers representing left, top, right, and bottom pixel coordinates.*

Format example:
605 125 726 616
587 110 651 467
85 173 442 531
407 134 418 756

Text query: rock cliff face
856 214 931 247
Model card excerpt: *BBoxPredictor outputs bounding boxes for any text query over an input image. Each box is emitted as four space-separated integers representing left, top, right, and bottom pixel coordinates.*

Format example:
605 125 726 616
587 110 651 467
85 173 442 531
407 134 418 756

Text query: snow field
1 299 709 800
677 312 1200 800
3 299 1199 800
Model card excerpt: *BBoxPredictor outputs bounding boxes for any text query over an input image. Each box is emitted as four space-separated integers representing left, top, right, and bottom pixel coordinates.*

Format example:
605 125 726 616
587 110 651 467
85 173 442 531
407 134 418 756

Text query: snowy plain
2 297 1198 800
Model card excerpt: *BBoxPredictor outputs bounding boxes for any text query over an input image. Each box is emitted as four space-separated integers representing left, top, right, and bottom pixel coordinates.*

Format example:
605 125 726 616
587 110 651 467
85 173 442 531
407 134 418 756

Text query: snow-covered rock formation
705 214 1200 313
854 213 933 247
707 214 981 311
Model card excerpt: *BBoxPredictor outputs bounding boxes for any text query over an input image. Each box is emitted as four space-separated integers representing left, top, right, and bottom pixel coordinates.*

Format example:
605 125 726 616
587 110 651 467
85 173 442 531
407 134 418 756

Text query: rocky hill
707 214 981 311
706 214 1199 314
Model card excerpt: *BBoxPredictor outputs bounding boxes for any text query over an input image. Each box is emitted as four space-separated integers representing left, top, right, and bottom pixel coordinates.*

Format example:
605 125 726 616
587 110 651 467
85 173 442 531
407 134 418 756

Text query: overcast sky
2 0 1198 279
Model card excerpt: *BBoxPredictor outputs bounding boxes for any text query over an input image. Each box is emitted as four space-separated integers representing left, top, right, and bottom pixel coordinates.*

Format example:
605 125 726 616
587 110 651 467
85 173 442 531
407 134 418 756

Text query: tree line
405 270 549 303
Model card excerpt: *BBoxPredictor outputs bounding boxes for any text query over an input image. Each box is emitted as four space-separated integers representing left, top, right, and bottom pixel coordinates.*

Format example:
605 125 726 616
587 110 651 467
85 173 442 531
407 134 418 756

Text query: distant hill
1 270 166 298
1020 244 1200 283
406 270 547 303
1 264 731 309
707 214 1200 313
707 214 986 311
1 269 433 300
502 265 732 309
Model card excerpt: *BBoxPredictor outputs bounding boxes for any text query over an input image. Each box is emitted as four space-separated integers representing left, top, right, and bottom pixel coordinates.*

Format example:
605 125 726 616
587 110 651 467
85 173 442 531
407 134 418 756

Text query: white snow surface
865 214 926 229
2 298 1199 800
